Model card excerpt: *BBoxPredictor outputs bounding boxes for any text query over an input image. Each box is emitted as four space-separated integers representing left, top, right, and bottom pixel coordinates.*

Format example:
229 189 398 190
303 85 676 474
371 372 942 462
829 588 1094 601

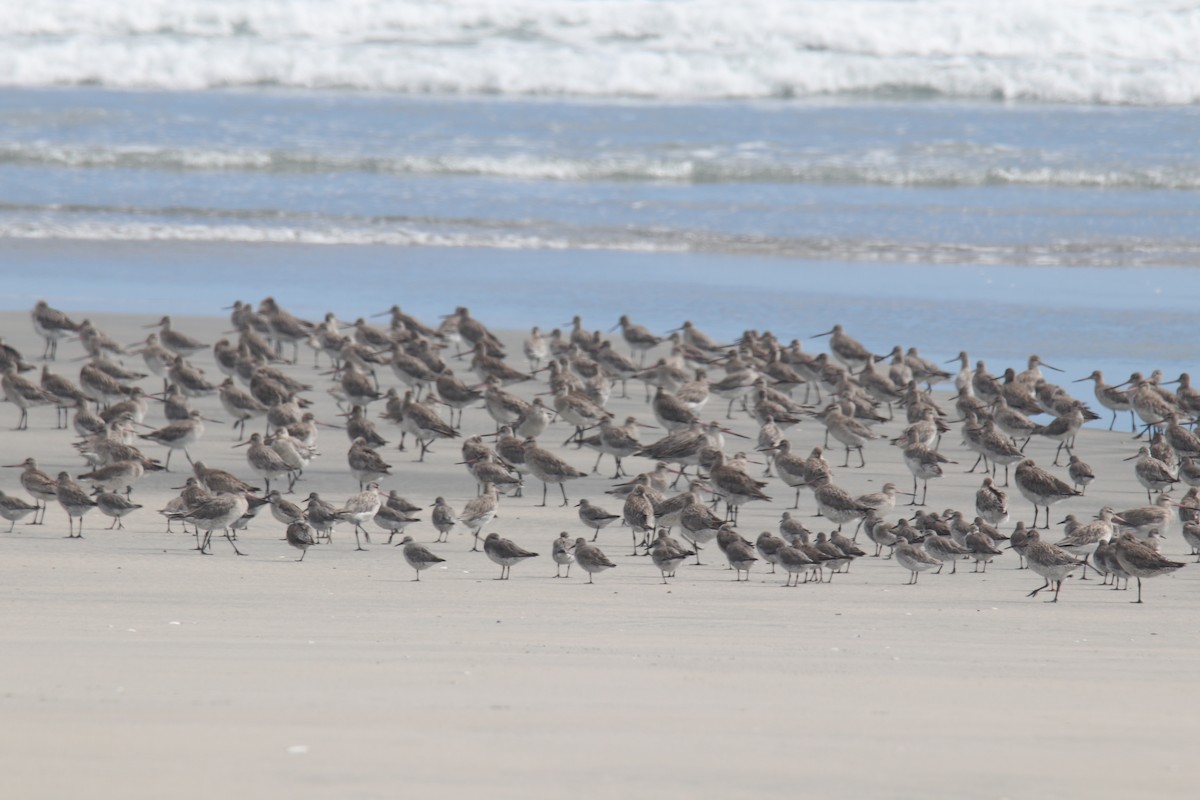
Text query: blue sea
2 0 1199 379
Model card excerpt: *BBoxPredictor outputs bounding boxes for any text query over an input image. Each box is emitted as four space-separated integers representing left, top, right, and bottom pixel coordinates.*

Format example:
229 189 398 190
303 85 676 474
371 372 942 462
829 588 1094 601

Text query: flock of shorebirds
1 299 1195 603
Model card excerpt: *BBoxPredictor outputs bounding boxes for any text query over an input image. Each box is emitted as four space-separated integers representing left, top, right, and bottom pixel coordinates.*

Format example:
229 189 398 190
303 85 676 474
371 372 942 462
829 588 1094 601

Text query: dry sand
0 309 1196 800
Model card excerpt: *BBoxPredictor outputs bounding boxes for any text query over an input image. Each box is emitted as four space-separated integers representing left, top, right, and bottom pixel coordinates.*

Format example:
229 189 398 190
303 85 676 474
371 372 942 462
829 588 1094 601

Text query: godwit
2 366 53 429
523 440 587 507
1054 507 1123 579
1114 494 1176 539
337 482 384 551
821 405 879 468
896 429 954 506
39 366 89 429
622 484 657 556
138 409 208 471
707 450 771 523
54 472 96 538
1013 459 1080 528
1022 530 1084 602
218 378 268 439
1125 445 1178 503
0 490 40 531
397 535 446 580
143 315 206 357
1112 533 1185 603
613 315 662 365
461 484 500 552
483 533 538 580
31 300 80 360
578 416 646 478
813 324 874 373
807 475 871 533
237 432 294 493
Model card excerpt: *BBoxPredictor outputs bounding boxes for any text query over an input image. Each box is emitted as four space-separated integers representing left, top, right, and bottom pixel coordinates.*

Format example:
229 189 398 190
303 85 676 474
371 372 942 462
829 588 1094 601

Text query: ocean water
1 0 1198 379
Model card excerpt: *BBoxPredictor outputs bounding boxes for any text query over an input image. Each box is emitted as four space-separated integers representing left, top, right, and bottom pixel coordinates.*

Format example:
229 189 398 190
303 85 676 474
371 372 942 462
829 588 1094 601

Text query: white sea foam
3 213 1197 269
2 140 1197 190
2 1 1199 104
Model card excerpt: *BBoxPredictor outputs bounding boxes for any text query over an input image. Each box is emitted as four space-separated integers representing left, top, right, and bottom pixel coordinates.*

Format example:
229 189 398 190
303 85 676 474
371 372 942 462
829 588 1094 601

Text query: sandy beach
0 305 1195 799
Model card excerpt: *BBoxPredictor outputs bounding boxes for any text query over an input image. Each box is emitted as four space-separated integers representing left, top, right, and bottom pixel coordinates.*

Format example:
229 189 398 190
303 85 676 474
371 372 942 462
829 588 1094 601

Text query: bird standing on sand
572 538 616 583
397 535 446 580
1113 533 1185 604
1023 530 1085 602
287 520 317 561
483 533 538 580
552 532 576 577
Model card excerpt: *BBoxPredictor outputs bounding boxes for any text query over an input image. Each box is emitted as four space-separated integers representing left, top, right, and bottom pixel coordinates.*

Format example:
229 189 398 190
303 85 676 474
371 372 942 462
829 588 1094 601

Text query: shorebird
5 457 57 524
31 300 81 360
523 440 587 507
707 450 771 523
397 535 446 580
145 315 207 357
483 533 538 580
337 482 384 551
613 315 662 365
235 432 293 493
1125 445 1178 503
650 531 694 583
286 520 317 561
1014 459 1081 528
0 490 40 531
821 405 879 468
922 531 968 574
39 365 89 429
138 409 209 471
346 437 391 488
723 537 758 581
896 429 954 506
1112 533 1185 603
54 472 96 538
3 366 53 429
1114 494 1176 540
1023 530 1084 602
575 498 620 541
578 415 646 479
399 391 459 461
813 324 874 373
93 487 141 529
372 502 420 543
1067 454 1095 495
622 484 657 556
173 492 258 555
974 477 1009 525
572 538 616 583
808 475 872 533
552 532 575 577
461 483 500 552
430 496 459 543
894 538 942 584
755 531 786 573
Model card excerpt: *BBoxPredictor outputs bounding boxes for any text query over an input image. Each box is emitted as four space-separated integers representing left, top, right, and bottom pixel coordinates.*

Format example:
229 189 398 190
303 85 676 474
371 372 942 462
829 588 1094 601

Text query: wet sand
0 309 1195 799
